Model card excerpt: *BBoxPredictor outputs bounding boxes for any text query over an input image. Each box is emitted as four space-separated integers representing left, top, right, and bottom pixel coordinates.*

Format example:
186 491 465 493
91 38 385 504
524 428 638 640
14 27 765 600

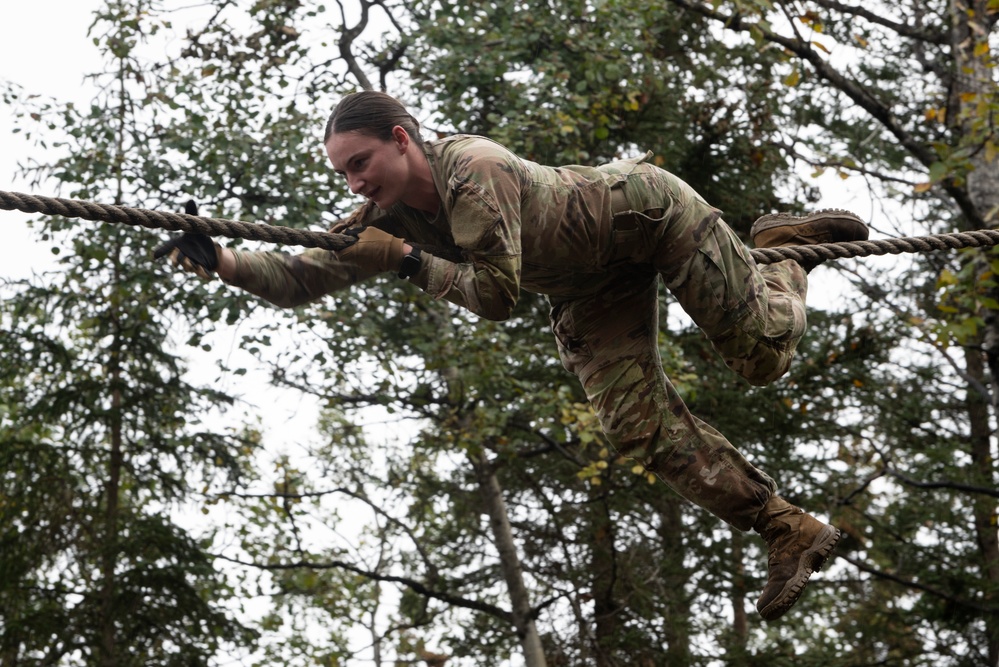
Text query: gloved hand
337 226 406 274
153 200 221 280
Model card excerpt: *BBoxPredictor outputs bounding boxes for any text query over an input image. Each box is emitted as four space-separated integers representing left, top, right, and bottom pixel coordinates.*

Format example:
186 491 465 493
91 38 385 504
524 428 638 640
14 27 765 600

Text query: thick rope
0 190 355 251
3 189 999 265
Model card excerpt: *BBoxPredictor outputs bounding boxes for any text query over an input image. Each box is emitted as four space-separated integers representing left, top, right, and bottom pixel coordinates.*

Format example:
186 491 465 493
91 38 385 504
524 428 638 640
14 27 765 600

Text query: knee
724 348 793 386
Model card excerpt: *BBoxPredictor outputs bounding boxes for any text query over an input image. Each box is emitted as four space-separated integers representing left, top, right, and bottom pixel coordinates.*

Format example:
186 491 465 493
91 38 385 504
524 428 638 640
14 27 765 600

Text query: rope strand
3 190 999 265
0 190 355 251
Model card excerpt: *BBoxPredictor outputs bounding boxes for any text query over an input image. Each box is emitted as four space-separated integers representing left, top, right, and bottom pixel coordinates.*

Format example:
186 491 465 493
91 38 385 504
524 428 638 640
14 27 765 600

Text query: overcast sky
0 0 327 472
0 0 104 278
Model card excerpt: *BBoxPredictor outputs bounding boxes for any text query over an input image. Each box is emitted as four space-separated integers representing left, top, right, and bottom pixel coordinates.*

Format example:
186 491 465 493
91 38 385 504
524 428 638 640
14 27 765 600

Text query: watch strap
397 247 422 279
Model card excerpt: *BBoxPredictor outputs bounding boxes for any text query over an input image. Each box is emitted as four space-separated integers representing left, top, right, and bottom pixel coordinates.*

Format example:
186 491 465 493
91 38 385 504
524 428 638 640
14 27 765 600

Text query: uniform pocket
549 301 593 376
663 222 761 340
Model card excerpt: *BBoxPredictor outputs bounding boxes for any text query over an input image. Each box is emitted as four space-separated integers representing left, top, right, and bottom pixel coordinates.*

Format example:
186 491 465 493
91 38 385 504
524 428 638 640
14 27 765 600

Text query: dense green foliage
1 0 997 665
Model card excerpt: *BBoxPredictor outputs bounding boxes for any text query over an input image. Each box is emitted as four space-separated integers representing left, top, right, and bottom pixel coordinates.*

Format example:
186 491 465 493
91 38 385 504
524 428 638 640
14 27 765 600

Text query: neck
401 146 440 214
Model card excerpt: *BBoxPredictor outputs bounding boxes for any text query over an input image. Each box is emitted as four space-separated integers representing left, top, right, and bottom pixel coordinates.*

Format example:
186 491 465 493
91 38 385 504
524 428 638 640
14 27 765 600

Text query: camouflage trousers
548 169 807 531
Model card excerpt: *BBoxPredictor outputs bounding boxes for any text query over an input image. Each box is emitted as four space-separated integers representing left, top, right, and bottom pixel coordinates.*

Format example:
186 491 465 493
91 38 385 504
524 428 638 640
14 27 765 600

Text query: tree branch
842 554 999 613
807 0 949 44
219 484 442 575
213 552 513 621
335 0 374 91
884 465 999 499
666 0 986 227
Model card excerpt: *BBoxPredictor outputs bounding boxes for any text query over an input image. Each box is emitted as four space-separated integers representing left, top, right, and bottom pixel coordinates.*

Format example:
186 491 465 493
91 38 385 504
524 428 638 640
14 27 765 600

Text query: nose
346 173 365 195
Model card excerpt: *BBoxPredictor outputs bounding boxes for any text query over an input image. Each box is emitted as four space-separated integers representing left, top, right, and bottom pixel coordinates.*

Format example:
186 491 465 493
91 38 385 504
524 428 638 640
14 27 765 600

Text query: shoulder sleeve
412 144 524 321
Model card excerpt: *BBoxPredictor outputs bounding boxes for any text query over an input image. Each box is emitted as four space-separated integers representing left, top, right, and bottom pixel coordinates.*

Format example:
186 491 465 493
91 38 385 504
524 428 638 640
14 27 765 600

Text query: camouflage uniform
228 135 807 531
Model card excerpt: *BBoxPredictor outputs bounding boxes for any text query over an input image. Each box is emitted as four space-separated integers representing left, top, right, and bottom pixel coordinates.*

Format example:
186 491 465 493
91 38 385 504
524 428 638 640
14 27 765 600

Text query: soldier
157 90 868 621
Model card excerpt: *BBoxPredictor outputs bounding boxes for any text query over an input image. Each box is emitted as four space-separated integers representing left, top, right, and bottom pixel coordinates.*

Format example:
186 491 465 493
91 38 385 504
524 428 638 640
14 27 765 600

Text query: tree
655 0 999 663
8 0 999 665
0 1 260 663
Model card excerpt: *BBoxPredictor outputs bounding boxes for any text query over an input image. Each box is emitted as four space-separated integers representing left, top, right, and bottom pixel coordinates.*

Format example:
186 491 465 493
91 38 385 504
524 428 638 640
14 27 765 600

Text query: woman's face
325 127 412 210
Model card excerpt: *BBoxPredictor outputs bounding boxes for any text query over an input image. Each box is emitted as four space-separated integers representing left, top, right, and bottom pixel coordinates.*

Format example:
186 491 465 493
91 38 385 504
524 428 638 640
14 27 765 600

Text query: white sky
0 1 105 277
0 0 326 419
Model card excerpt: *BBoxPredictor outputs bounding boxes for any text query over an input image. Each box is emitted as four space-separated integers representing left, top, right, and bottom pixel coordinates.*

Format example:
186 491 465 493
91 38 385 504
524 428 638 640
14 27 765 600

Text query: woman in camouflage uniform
159 91 868 621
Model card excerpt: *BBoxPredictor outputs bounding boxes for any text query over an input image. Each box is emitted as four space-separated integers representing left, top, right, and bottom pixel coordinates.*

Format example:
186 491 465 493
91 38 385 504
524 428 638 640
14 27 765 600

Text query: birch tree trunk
470 449 548 667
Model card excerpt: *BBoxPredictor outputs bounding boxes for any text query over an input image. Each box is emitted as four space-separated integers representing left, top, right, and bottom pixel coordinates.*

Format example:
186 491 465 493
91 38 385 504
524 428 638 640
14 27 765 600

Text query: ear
391 125 410 152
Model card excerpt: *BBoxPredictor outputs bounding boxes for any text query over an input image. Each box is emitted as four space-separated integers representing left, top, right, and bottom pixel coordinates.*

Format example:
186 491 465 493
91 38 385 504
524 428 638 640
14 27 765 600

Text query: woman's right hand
152 200 235 281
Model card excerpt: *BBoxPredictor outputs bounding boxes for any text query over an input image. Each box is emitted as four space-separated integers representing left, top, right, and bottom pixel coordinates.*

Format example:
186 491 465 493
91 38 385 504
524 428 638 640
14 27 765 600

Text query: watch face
399 252 421 279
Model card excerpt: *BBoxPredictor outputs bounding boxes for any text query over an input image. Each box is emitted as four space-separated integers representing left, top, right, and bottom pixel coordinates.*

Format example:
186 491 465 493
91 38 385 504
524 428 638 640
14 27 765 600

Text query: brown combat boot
753 496 841 621
751 210 868 270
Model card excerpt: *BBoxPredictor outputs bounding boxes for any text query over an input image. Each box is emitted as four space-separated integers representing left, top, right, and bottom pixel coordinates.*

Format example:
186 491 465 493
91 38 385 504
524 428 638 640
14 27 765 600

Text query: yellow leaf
937 268 958 287
853 34 869 48
631 464 645 475
784 69 801 87
811 40 830 54
914 182 932 193
647 473 657 485
975 41 991 57
853 379 864 388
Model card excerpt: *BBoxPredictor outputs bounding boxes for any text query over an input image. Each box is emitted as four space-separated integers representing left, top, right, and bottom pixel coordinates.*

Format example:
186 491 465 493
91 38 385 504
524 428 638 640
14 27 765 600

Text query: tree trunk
470 450 548 667
590 488 619 667
729 527 749 648
952 3 999 663
963 348 999 666
99 327 123 667
657 495 691 666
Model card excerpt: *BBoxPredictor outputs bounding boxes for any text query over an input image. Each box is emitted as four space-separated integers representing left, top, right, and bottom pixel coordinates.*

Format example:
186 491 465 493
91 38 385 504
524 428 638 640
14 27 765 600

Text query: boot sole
750 209 866 236
758 524 841 622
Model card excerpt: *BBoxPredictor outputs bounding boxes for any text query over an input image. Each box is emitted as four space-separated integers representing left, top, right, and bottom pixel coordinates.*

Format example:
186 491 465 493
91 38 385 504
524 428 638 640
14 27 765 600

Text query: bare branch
219 484 442 574
666 0 987 227
213 552 513 621
335 0 374 91
807 0 949 44
842 555 999 613
883 465 999 499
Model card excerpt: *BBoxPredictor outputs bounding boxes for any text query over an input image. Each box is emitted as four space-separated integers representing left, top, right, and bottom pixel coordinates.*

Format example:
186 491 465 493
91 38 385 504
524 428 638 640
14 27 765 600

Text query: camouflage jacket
226 134 674 320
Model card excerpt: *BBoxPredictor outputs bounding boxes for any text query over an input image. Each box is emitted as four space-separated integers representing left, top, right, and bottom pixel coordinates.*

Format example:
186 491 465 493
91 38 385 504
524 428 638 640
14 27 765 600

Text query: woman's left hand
337 226 406 274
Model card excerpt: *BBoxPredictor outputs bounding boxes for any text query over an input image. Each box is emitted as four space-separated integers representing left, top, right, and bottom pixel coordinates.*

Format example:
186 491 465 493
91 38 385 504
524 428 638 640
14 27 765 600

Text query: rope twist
4 190 999 265
0 190 355 251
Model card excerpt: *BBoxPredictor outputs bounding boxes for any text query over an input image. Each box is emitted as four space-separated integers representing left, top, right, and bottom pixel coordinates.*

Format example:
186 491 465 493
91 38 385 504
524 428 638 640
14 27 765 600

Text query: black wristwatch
398 247 422 279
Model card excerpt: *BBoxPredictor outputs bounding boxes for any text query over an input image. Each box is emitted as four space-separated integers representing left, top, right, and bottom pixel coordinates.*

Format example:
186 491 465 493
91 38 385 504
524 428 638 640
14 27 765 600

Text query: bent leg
549 274 776 531
651 174 808 386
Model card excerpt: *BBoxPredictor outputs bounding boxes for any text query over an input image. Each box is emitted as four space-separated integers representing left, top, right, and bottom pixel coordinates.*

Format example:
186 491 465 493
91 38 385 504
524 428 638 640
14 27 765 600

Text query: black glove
153 200 220 280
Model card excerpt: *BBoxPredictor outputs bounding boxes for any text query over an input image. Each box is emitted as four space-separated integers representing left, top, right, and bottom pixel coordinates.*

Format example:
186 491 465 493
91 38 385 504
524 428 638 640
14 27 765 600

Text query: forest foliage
1 1 998 666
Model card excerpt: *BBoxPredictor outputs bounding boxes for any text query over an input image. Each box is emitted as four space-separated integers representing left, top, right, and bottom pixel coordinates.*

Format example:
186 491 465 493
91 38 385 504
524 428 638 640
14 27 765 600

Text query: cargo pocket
549 300 593 377
663 222 763 342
